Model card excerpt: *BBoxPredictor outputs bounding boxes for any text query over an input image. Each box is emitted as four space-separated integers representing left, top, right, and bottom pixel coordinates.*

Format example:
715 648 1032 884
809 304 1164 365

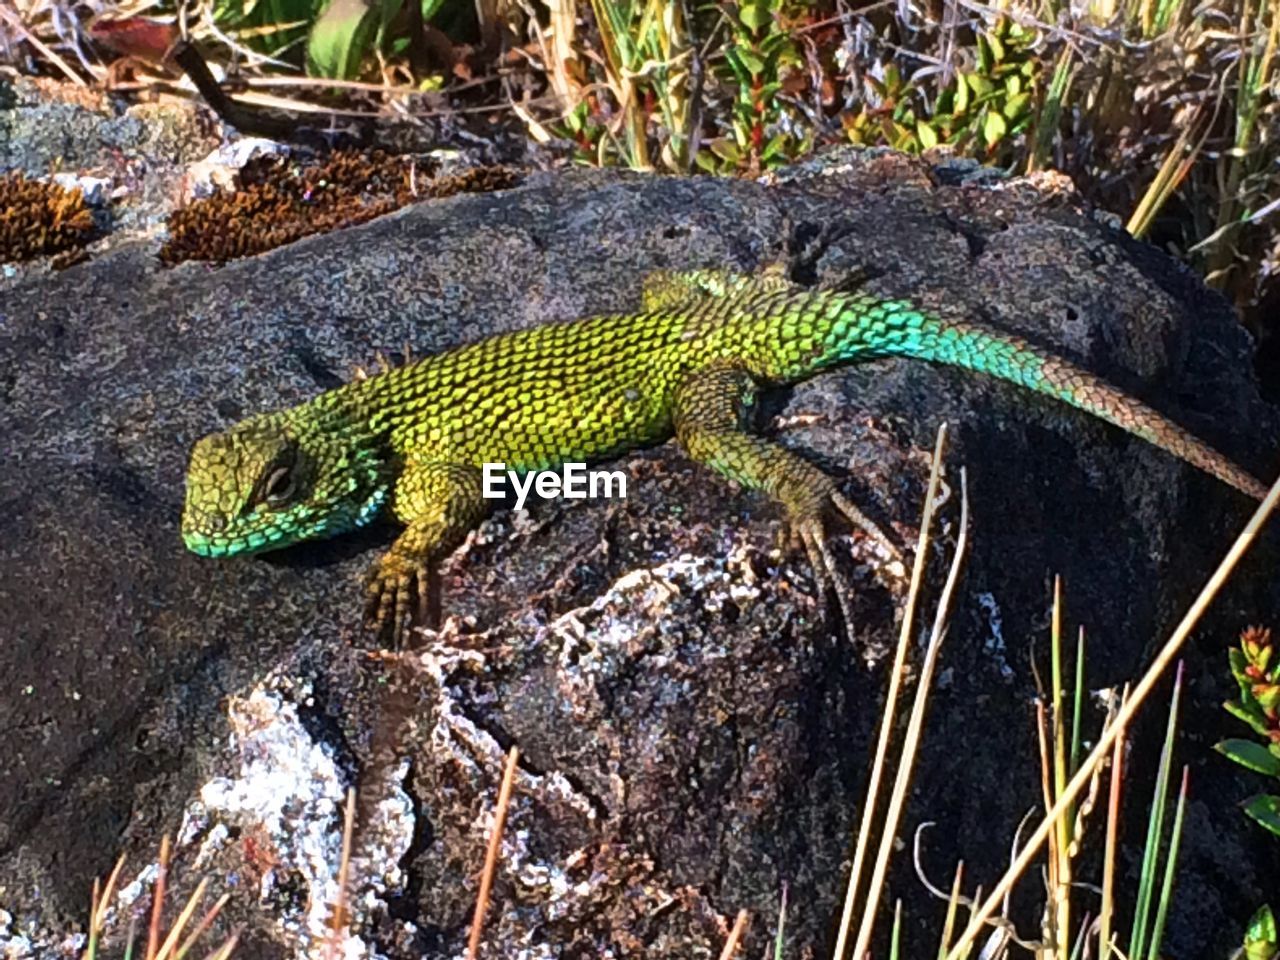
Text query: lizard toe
365 555 432 648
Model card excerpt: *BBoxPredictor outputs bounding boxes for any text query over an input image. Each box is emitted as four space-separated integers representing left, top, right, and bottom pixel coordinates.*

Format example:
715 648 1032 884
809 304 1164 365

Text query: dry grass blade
85 853 127 960
850 465 970 960
545 0 581 113
943 473 1280 959
849 463 967 957
717 909 749 960
173 894 231 960
153 878 208 960
147 835 172 960
1098 682 1129 960
323 786 357 960
1126 106 1206 239
0 4 87 85
831 422 951 960
466 745 520 960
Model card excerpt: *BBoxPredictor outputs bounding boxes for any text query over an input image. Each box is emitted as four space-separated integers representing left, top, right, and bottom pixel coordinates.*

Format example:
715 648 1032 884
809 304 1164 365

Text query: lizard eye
262 465 296 505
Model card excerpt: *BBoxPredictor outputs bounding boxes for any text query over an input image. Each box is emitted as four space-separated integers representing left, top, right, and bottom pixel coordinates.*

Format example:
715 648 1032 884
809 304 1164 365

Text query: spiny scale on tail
181 268 1266 645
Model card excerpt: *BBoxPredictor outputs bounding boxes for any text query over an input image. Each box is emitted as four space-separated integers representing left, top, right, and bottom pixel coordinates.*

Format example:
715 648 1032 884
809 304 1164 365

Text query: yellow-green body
181 270 1265 642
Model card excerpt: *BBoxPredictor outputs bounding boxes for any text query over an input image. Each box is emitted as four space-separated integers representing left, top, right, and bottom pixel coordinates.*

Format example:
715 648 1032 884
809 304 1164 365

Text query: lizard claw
789 487 907 634
364 552 433 648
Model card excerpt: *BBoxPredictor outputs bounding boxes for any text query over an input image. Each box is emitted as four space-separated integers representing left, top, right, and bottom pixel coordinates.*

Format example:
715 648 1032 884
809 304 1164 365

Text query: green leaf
954 74 970 114
977 33 993 73
982 109 1007 148
1003 91 1031 120
986 29 1005 63
1258 683 1280 711
757 80 783 101
968 72 993 98
307 0 376 78
1225 700 1275 737
738 1 772 33
761 132 791 162
916 120 938 149
1216 739 1280 777
1231 647 1252 685
1244 904 1278 959
734 47 767 76
694 149 721 173
709 137 743 162
1243 795 1280 838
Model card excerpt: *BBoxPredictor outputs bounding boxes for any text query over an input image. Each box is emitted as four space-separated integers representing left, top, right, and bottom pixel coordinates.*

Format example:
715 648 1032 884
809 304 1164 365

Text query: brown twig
466 747 520 960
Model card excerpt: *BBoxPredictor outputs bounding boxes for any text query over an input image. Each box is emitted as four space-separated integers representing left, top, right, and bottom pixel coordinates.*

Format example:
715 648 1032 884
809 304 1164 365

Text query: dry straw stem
1097 683 1129 957
465 745 520 960
1 5 84 84
322 786 357 960
850 464 970 960
717 909 750 960
944 472 1280 959
830 421 955 960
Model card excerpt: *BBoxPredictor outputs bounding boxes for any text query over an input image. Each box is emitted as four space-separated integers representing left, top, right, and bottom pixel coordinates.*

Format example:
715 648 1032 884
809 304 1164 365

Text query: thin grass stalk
201 931 239 960
943 474 1280 959
153 879 208 960
528 0 578 115
890 900 902 960
1151 0 1186 35
147 836 171 960
86 854 128 960
1036 697 1055 833
1129 662 1184 960
1127 109 1203 238
323 786 357 960
588 0 652 169
851 467 971 960
772 883 787 960
831 423 951 960
1098 684 1128 959
466 746 520 960
1070 628 1085 789
935 861 965 959
1028 44 1072 173
1050 577 1071 954
87 878 102 960
1069 911 1091 960
718 909 749 960
1209 0 1278 281
172 895 230 960
1146 767 1189 959
650 0 693 170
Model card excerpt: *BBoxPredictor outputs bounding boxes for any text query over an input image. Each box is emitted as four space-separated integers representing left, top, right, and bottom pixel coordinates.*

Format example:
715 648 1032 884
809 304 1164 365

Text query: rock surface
2 150 1278 958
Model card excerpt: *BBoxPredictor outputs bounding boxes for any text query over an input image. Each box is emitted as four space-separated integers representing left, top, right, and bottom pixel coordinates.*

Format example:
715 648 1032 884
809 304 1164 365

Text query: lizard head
181 413 390 557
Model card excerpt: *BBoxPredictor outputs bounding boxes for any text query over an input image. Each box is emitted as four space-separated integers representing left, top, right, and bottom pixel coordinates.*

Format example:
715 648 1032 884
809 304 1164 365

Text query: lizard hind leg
672 365 902 633
364 461 487 647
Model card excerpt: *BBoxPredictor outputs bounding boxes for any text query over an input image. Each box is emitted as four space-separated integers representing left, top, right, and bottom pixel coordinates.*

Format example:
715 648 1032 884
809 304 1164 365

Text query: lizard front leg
365 460 487 646
672 365 902 630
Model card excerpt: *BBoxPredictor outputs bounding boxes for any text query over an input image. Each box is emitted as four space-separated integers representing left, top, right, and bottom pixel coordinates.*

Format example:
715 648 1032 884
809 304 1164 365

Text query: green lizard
181 268 1267 645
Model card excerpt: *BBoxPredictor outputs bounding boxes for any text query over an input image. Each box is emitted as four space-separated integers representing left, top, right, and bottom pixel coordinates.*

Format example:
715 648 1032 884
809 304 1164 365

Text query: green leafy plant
1216 625 1280 838
696 1 809 174
843 18 1040 163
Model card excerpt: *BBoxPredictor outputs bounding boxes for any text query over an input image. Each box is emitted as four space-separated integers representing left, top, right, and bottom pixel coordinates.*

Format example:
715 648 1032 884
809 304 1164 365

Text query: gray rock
1 151 1277 958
